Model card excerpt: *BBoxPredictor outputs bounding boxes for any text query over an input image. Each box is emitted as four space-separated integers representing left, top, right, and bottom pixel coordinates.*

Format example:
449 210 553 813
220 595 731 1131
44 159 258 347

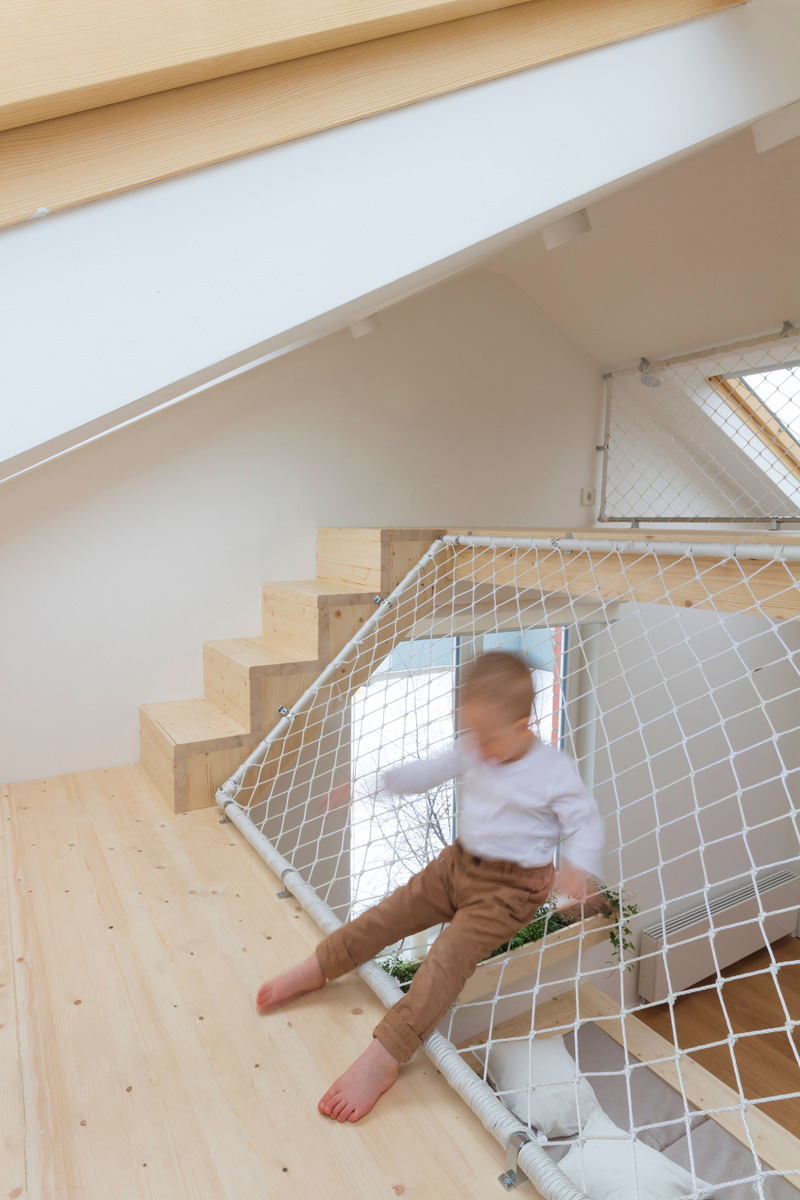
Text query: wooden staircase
139 528 442 812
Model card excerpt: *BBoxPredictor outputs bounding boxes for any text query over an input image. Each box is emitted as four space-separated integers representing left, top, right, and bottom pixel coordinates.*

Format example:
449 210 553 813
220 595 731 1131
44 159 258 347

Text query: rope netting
601 331 800 526
218 535 800 1200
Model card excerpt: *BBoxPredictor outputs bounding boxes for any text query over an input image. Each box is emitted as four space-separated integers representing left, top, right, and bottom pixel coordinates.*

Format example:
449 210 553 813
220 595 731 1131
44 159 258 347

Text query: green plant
488 902 574 958
379 887 639 987
600 886 639 970
379 901 575 989
380 951 421 992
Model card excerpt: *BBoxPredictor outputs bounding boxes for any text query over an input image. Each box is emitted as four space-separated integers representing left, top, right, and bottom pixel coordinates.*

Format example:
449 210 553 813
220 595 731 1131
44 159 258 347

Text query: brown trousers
316 840 555 1063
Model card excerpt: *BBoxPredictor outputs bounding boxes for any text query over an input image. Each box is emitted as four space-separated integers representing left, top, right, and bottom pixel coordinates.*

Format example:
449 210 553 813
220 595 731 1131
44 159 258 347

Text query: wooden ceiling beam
0 0 536 133
0 0 743 231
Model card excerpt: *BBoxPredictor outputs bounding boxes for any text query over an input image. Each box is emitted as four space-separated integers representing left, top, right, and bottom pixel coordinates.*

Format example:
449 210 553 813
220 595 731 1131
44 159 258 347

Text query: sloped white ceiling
487 128 800 369
1 0 799 480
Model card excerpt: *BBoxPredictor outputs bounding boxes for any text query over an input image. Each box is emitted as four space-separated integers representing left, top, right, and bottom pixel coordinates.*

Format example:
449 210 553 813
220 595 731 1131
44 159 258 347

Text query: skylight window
737 362 800 444
708 361 800 480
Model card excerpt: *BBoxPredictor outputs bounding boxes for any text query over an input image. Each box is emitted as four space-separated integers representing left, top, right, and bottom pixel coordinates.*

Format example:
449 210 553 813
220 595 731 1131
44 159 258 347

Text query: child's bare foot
318 1039 400 1122
256 953 325 1014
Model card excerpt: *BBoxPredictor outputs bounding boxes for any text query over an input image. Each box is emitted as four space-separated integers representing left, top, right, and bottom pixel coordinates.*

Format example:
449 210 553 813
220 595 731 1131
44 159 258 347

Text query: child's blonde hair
459 651 534 723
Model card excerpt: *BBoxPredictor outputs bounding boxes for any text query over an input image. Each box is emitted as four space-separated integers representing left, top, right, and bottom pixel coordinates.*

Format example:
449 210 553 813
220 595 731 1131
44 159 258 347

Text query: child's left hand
556 861 590 899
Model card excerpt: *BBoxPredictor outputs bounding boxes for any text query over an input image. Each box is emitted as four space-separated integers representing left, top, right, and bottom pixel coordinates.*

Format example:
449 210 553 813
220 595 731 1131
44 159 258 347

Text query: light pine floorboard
2 764 541 1199
1 783 26 1199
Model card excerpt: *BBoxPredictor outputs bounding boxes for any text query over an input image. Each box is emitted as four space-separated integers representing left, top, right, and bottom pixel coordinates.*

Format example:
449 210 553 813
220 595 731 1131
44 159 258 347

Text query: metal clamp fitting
498 1131 532 1190
276 867 296 900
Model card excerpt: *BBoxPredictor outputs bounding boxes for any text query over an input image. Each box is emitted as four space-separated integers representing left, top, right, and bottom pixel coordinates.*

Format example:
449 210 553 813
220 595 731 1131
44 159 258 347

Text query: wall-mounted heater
638 867 800 1004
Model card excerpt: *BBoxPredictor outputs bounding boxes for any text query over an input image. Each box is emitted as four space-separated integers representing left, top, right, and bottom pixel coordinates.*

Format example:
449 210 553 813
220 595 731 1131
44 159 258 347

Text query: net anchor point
276 867 296 901
498 1131 532 1191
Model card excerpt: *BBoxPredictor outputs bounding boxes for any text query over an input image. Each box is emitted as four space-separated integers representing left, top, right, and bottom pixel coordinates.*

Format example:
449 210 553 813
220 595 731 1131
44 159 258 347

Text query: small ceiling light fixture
752 100 800 154
349 314 382 339
541 208 592 251
638 357 662 388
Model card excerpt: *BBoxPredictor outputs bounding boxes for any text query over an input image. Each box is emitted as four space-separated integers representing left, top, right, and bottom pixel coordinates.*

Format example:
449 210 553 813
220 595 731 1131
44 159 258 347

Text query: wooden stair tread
203 636 314 671
263 579 376 603
142 697 249 746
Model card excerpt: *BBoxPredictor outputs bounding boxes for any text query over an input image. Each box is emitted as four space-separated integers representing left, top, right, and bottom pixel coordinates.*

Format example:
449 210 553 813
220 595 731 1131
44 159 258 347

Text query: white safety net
219 535 800 1200
601 332 800 526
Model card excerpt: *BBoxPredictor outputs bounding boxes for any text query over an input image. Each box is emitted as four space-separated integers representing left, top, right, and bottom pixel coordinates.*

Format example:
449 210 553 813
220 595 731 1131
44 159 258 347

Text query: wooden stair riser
261 586 322 662
259 669 321 736
203 647 317 732
261 586 376 663
140 706 179 809
324 599 378 663
141 704 256 815
316 528 445 594
202 643 259 729
316 528 384 591
387 532 445 592
185 744 254 813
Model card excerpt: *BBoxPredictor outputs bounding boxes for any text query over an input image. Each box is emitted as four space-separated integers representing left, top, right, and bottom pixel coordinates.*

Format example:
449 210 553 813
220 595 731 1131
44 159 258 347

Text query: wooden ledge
0 0 742 229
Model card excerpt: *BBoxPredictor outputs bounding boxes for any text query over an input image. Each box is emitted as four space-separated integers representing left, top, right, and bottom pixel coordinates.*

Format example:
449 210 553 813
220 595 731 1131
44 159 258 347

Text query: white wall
3 0 800 476
590 602 800 1003
0 271 602 784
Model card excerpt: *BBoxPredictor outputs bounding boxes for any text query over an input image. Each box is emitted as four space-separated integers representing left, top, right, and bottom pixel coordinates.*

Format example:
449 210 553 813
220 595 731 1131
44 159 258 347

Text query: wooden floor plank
104 765 530 1197
0 784 26 1200
5 764 542 1199
6 773 262 1199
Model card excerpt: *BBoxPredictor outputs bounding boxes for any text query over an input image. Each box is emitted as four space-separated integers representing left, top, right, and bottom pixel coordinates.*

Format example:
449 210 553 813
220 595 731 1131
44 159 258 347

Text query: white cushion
559 1111 715 1200
475 1034 601 1137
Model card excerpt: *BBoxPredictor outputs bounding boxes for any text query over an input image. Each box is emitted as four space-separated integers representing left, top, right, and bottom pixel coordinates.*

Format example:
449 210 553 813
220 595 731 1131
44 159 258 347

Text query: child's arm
321 746 463 813
381 747 463 795
549 760 605 896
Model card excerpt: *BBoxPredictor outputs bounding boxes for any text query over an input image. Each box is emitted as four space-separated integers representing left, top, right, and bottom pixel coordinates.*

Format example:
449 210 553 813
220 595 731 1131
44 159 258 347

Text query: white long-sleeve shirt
381 738 604 877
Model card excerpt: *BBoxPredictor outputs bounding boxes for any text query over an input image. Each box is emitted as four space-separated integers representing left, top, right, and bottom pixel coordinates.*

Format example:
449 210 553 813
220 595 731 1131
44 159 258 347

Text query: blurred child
256 650 604 1122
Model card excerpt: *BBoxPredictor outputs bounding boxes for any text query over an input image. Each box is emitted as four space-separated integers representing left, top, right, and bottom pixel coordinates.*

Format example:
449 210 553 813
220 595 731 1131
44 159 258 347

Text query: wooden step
203 636 318 732
142 584 379 814
316 528 385 589
261 580 376 662
316 527 444 593
140 698 254 815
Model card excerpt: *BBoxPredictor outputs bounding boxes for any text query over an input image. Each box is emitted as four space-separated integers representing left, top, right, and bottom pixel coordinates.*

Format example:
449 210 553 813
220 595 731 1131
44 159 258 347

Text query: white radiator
638 868 800 1003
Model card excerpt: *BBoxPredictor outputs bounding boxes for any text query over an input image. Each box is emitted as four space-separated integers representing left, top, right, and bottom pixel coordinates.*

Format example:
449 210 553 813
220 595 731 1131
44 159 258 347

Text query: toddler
256 650 605 1122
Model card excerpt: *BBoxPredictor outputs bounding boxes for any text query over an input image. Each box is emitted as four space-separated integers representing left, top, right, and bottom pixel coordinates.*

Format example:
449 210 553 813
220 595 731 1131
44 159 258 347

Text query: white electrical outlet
581 488 596 507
